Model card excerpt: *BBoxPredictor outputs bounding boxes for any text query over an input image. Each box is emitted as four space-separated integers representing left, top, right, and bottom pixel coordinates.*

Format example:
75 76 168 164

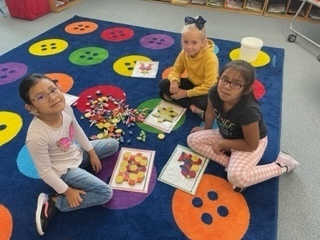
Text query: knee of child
107 139 119 154
227 171 247 188
187 134 195 148
100 184 113 204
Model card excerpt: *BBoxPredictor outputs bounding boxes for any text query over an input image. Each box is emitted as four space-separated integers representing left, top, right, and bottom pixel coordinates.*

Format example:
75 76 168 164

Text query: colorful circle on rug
135 98 186 133
75 85 126 113
0 111 23 146
95 152 157 209
65 21 98 34
253 79 265 99
161 66 187 79
69 47 109 66
101 27 134 42
229 48 270 67
0 62 28 86
140 34 174 50
113 55 151 77
213 44 219 54
172 174 249 239
0 205 13 240
17 145 39 179
44 73 74 93
29 39 68 56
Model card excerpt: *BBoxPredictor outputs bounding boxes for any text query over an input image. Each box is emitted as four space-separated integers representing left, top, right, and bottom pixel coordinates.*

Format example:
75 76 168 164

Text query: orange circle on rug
0 205 13 240
161 66 187 79
29 39 68 56
65 21 98 34
45 73 74 93
229 48 270 67
172 174 249 239
0 111 23 146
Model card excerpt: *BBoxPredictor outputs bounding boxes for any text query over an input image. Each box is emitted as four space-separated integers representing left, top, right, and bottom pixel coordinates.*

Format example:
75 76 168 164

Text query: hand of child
171 89 187 100
190 126 204 133
90 155 102 173
64 187 86 208
169 81 179 94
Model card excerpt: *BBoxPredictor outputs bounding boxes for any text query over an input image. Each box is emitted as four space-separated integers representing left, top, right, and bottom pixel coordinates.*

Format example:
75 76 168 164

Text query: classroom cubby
148 0 320 21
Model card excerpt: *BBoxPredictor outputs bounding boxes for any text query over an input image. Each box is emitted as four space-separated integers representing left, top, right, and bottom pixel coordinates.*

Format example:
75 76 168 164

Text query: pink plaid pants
187 129 282 188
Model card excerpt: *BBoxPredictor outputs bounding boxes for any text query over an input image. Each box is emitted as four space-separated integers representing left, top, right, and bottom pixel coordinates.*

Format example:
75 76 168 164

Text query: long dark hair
19 73 54 104
220 60 256 100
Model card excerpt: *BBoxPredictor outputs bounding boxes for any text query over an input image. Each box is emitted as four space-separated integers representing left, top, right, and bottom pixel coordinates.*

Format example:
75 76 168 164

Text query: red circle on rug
45 73 74 93
253 79 265 99
172 174 249 239
76 85 126 113
101 27 134 42
0 205 13 240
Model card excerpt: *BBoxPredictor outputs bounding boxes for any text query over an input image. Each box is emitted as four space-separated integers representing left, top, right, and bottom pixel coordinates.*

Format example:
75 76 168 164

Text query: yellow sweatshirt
168 39 219 97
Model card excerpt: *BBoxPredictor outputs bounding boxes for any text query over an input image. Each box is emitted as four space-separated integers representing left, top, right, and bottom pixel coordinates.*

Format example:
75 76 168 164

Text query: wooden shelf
48 0 80 13
147 0 320 22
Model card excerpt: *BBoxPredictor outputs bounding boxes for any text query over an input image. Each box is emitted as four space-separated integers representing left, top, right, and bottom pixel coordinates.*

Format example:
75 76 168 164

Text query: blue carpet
0 15 284 240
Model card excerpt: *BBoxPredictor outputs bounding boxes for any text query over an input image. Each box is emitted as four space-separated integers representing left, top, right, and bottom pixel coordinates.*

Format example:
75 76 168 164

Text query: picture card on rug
158 144 209 195
132 61 159 78
110 147 156 193
143 100 186 133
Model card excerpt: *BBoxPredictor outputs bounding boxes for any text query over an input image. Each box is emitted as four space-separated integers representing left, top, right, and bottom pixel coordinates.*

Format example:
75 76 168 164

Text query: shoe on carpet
233 186 246 193
35 193 57 235
275 151 299 174
189 104 204 119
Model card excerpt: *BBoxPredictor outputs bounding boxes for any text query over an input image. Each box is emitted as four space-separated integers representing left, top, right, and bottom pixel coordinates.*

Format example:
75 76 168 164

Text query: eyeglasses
32 87 61 104
218 77 247 90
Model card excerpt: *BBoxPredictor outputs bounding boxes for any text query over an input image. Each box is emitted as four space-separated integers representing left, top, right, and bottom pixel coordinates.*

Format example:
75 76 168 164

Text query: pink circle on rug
101 27 134 42
96 152 157 210
0 62 28 85
253 79 265 99
75 85 126 113
140 34 174 49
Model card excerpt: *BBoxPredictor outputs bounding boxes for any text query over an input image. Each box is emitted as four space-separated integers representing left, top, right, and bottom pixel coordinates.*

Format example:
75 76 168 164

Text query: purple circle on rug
96 151 157 210
140 34 174 50
0 62 28 85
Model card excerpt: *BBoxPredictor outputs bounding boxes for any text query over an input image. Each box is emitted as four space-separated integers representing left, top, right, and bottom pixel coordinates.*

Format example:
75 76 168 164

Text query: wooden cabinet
149 0 320 21
48 0 80 13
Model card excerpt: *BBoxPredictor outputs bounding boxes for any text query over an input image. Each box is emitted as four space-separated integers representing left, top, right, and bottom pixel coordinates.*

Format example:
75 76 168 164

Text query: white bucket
239 37 263 63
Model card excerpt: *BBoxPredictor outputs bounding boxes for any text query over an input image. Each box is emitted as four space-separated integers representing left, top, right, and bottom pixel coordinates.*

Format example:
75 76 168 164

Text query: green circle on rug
69 47 109 66
136 98 186 133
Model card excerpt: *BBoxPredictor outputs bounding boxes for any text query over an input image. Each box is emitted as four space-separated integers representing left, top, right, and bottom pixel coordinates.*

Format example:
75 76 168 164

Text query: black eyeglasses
218 77 247 90
32 87 61 104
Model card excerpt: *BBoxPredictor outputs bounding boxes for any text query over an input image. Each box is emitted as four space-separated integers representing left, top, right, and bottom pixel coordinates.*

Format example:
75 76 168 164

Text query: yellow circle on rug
45 73 74 93
65 21 98 34
229 48 270 67
0 111 23 146
0 205 13 240
113 55 151 77
172 174 249 239
29 39 68 56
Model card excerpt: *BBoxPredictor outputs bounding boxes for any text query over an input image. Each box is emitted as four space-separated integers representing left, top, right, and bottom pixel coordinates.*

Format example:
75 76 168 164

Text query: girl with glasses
158 16 219 119
187 60 299 192
19 74 119 235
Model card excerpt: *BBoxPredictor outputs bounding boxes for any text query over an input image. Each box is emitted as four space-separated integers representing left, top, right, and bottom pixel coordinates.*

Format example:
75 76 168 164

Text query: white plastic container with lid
239 37 263 63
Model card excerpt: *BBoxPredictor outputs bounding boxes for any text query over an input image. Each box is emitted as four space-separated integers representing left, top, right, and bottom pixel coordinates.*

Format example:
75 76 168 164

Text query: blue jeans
55 138 119 212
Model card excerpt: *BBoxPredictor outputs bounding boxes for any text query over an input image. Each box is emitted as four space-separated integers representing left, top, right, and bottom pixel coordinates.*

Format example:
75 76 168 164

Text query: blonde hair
181 23 207 40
